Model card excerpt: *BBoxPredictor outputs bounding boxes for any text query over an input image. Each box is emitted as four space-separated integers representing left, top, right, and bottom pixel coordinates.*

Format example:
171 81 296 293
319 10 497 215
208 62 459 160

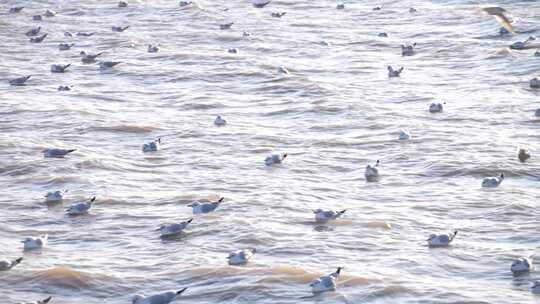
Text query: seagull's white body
399 129 411 140
401 43 416 56
45 190 66 203
42 148 76 158
511 257 532 275
228 248 256 265
482 174 504 188
22 235 48 250
265 153 287 166
18 296 52 304
142 138 161 152
157 219 193 236
66 197 95 215
80 51 103 63
51 64 71 73
188 198 224 214
365 160 380 180
530 78 540 88
310 267 342 293
0 257 23 271
313 209 346 222
214 116 227 126
387 66 403 77
131 288 187 304
427 231 457 247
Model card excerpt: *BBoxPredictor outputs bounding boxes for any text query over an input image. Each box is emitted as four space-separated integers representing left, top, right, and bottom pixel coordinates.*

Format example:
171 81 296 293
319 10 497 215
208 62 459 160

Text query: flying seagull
482 7 513 33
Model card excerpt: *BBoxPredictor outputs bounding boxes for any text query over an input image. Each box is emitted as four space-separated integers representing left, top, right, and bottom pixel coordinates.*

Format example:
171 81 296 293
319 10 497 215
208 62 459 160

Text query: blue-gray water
2 0 540 303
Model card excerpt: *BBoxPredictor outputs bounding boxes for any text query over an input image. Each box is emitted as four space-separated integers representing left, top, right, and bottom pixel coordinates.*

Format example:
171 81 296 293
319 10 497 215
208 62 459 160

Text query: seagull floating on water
66 196 95 215
45 190 67 203
220 22 234 30
26 27 41 37
33 15 43 21
51 64 71 73
253 0 271 8
336 4 345 9
30 34 47 43
530 78 540 88
44 9 56 17
59 43 75 51
142 138 161 152
265 153 287 166
9 7 24 13
271 12 286 18
148 45 159 53
278 66 290 75
118 1 128 7
131 288 187 304
42 148 76 158
510 37 536 50
378 32 388 37
58 85 72 91
179 1 194 7
157 219 193 237
228 48 239 54
518 147 530 162
482 7 513 34
99 61 121 70
80 51 104 63
9 76 31 86
401 43 416 56
427 231 457 247
387 66 403 77
482 173 504 188
399 129 411 140
310 267 343 293
228 248 256 265
409 7 417 13
214 115 227 126
365 160 380 180
429 102 444 113
0 257 23 271
511 257 533 275
112 26 130 32
188 197 224 214
76 32 95 37
22 234 48 250
313 209 346 223
19 296 52 304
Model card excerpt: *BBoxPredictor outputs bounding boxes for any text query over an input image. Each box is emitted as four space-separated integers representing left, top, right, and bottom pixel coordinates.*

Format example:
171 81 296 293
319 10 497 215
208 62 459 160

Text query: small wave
28 266 114 289
90 125 157 134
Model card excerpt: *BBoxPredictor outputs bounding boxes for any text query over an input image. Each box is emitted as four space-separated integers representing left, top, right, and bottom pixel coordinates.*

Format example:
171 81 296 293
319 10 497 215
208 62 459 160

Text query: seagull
427 231 457 247
228 248 256 265
228 48 239 54
278 66 290 75
66 196 95 215
429 102 444 113
518 147 531 162
179 1 194 7
18 296 52 304
188 197 224 214
310 267 343 293
401 43 416 56
51 64 71 73
9 7 24 13
148 45 159 53
399 129 411 140
313 209 346 223
42 148 76 158
30 34 47 43
0 257 23 271
58 85 72 91
58 43 75 51
409 7 417 13
142 138 161 152
220 22 234 30
99 61 121 70
510 36 536 50
44 9 57 17
76 32 95 37
22 235 48 250
243 31 252 37
265 153 287 166
118 1 128 7
80 51 104 63
157 219 193 237
365 160 380 180
378 32 388 37
530 77 540 88
44 190 67 203
271 12 286 18
253 0 271 8
373 6 381 11
511 257 533 275
336 4 345 9
387 66 403 77
482 173 504 188
26 27 41 37
532 281 540 294
214 115 227 126
482 7 513 34
33 15 43 21
131 288 187 304
112 26 130 32
9 75 31 86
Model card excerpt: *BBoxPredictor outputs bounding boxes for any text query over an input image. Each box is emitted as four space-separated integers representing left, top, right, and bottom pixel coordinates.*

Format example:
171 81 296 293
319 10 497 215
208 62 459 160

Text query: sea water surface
1 0 540 303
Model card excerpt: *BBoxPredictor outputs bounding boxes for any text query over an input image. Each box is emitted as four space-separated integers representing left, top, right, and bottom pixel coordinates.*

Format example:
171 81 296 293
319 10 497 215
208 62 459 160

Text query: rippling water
2 0 540 303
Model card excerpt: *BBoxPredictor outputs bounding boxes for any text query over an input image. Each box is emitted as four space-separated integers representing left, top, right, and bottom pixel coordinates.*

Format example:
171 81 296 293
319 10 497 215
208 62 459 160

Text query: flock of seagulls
4 0 540 302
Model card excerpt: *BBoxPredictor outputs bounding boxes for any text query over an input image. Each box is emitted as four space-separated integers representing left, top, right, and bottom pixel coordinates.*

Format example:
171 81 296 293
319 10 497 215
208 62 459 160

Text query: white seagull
401 43 416 56
427 231 457 247
18 296 52 304
228 248 256 265
188 197 224 214
265 153 287 166
482 173 504 188
511 257 533 275
42 148 76 158
313 209 346 223
399 129 411 140
387 66 403 77
142 138 161 152
26 26 41 36
9 75 31 86
59 43 75 51
22 235 48 250
365 160 380 180
310 267 343 293
214 115 227 126
157 219 193 237
530 78 540 88
253 0 271 8
44 190 67 203
429 103 444 113
66 196 95 215
131 288 187 304
0 257 23 271
51 64 71 73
